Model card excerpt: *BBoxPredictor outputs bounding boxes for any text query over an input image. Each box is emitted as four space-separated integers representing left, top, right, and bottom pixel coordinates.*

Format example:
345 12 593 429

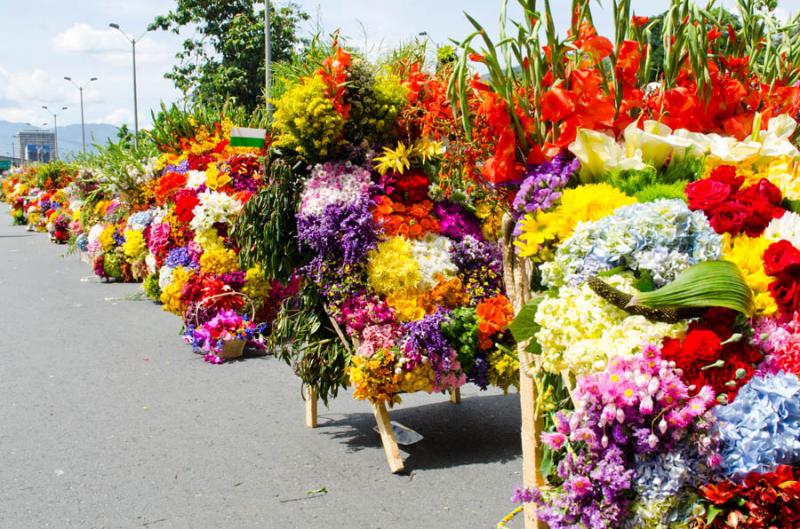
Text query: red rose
689 307 737 339
709 202 749 234
174 190 200 224
754 178 783 206
686 178 734 211
708 165 744 191
683 329 723 364
763 240 800 276
769 274 800 315
742 198 784 237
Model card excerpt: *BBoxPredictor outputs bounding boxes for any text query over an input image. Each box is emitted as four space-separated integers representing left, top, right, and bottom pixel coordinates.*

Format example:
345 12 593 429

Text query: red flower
174 190 200 224
709 202 749 234
631 15 650 27
686 178 735 211
763 240 800 277
681 329 722 364
768 275 800 315
541 87 576 122
709 166 745 191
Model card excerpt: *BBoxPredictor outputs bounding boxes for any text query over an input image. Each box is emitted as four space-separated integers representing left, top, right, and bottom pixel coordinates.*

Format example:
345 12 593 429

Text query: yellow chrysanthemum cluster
367 236 421 297
475 200 505 242
722 234 777 316
243 265 270 302
272 75 344 161
122 229 147 261
199 244 239 275
515 184 636 258
396 364 435 394
160 266 194 316
534 274 687 375
194 228 221 249
99 224 117 252
385 290 426 322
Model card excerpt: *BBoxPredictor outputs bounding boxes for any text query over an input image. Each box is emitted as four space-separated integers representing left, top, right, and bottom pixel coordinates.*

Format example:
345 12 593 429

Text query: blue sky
1 0 798 130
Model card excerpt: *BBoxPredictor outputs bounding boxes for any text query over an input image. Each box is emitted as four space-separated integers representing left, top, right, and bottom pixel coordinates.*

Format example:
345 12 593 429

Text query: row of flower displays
4 0 800 526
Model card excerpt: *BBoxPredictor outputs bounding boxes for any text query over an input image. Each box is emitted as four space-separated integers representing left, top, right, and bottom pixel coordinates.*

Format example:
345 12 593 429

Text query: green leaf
509 297 544 344
706 504 722 525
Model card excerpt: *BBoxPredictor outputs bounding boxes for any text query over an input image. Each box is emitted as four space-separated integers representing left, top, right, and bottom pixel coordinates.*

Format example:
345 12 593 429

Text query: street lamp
109 22 150 148
264 0 271 119
42 105 68 160
64 76 98 153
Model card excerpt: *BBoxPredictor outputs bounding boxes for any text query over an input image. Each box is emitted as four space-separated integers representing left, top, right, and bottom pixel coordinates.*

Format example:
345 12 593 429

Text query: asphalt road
0 204 523 529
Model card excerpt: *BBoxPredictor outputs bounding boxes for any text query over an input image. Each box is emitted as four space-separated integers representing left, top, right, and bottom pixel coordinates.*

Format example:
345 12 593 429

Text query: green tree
150 1 310 112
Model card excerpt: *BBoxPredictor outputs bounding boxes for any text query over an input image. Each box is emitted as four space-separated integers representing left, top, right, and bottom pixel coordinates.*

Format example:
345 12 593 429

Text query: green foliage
635 181 688 202
440 307 479 373
143 274 162 301
103 252 122 279
33 161 77 189
605 155 703 196
150 1 310 111
231 159 306 282
271 34 336 100
508 296 544 354
268 285 350 405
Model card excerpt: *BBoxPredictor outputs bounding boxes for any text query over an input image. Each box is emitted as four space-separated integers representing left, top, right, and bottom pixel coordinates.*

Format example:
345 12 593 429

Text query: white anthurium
624 120 679 168
569 128 646 181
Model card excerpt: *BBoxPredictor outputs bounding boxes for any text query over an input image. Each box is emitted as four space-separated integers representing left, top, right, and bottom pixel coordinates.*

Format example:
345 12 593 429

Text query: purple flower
165 246 196 269
511 153 577 235
433 202 482 240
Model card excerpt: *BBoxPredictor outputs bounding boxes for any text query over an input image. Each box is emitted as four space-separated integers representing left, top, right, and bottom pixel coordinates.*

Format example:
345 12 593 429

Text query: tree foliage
150 1 310 112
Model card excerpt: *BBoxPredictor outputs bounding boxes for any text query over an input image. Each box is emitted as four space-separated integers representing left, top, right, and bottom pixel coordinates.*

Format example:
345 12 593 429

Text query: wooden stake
449 387 461 404
305 386 318 428
372 401 404 473
502 215 546 529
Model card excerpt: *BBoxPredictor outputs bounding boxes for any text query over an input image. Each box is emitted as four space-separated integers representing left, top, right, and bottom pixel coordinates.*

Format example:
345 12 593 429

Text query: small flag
229 127 267 148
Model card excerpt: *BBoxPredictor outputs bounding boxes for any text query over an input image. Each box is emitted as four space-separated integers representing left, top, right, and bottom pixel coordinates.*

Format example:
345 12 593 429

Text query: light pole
42 106 68 160
64 76 98 153
265 0 272 119
109 23 149 148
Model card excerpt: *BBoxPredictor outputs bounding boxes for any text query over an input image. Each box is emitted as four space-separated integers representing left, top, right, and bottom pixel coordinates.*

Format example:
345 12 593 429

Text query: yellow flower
122 229 147 261
386 289 426 322
243 265 270 302
367 236 421 297
204 164 231 191
199 245 239 275
515 184 636 258
396 365 435 394
758 156 800 201
722 234 777 316
374 142 413 175
99 224 117 252
412 137 444 164
160 266 194 315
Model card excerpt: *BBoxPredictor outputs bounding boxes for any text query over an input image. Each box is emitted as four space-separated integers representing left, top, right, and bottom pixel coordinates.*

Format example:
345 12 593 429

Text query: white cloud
96 107 134 126
52 23 168 66
0 107 48 124
0 66 75 106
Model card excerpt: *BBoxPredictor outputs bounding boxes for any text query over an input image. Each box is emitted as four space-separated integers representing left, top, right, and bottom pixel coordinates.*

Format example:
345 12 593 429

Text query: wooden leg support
372 401 404 473
449 387 461 404
305 387 318 428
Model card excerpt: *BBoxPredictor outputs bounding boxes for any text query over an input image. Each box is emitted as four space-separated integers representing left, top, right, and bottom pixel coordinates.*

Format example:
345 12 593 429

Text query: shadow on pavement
317 393 521 471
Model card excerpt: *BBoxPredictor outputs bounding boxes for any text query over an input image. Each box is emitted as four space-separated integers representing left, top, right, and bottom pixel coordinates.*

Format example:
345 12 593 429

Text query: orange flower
476 294 514 350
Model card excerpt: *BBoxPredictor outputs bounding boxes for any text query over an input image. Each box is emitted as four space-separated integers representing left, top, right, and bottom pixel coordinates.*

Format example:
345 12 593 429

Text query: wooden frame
502 216 546 529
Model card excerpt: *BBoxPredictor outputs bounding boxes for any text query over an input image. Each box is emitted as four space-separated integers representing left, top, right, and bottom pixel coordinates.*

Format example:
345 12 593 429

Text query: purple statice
165 246 196 269
297 199 378 281
512 153 577 235
467 352 489 390
402 309 464 390
218 271 246 290
450 235 504 301
434 202 482 240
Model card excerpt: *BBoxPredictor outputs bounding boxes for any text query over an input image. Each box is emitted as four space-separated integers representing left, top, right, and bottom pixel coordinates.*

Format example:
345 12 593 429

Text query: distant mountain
0 120 120 159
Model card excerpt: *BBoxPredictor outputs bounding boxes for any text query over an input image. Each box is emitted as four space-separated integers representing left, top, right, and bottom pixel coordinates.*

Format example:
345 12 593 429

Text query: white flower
569 128 645 181
190 191 243 231
409 234 458 290
624 120 683 168
158 265 175 290
758 114 800 159
145 252 157 275
87 224 104 246
764 211 800 247
186 170 207 189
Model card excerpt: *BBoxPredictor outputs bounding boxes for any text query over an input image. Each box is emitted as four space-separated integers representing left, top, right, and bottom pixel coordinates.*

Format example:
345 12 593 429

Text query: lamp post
265 0 272 120
64 76 98 153
41 106 68 160
109 23 149 148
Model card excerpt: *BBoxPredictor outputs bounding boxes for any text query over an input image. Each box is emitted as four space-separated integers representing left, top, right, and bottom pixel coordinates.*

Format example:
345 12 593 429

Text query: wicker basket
219 338 246 360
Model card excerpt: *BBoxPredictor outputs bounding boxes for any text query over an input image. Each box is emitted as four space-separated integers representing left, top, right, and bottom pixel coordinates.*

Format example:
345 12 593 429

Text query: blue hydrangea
714 372 800 478
542 199 722 288
127 210 154 231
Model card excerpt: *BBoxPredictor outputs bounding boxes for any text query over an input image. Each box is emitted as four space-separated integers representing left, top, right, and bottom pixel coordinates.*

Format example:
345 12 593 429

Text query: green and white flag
229 127 267 148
